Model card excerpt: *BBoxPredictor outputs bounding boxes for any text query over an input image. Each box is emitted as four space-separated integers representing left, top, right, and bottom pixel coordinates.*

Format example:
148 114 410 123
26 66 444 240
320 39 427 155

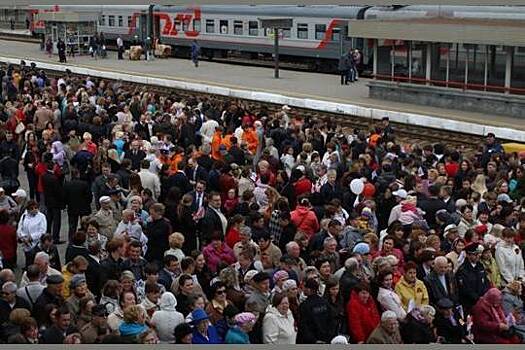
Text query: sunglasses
216 290 226 295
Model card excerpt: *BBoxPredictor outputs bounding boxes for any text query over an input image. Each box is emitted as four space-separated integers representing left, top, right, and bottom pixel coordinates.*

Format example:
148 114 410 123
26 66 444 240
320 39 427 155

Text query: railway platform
1 38 525 142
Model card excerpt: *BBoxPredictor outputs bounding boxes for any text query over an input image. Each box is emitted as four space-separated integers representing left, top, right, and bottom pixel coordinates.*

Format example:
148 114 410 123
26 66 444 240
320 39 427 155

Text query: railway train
3 4 525 72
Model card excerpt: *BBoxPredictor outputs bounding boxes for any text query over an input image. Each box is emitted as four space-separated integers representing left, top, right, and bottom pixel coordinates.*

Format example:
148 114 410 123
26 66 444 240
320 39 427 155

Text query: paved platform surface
1 38 524 133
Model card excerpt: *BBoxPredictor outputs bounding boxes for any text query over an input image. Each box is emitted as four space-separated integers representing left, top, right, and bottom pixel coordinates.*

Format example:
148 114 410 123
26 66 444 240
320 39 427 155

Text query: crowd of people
0 60 524 344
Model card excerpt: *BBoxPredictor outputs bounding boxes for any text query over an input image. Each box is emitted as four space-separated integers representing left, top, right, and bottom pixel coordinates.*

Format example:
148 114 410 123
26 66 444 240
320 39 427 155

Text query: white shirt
211 207 227 236
117 37 123 47
138 169 161 200
17 211 47 252
199 119 219 144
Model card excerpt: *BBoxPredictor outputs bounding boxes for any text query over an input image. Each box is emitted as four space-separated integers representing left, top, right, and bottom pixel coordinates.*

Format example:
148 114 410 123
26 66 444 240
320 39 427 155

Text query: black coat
199 207 224 243
65 244 90 264
455 261 490 311
85 254 103 298
434 312 466 343
144 218 171 263
158 268 174 291
63 178 92 215
296 294 336 344
99 255 123 288
0 297 31 324
166 172 193 196
42 171 64 209
400 314 436 344
424 271 458 306
339 269 361 305
418 197 447 229
33 289 64 326
124 150 146 171
185 165 208 185
40 325 66 344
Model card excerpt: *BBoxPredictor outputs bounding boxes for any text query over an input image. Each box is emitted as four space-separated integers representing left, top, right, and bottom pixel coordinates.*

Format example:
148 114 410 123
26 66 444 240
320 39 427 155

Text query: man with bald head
424 256 458 306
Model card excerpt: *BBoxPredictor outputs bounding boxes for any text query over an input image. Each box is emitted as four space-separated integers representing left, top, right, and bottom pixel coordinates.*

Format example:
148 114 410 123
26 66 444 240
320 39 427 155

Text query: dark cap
436 298 454 309
304 278 320 291
174 323 193 339
465 242 484 254
251 272 270 283
92 304 108 317
46 274 65 285
419 249 436 263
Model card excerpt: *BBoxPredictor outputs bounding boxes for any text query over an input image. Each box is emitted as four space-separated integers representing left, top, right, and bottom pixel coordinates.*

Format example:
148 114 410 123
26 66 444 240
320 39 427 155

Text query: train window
332 27 341 42
118 16 123 27
108 15 115 27
193 19 201 33
297 23 308 39
315 24 326 40
99 15 106 26
234 20 243 35
175 19 181 32
220 20 228 34
248 21 258 36
182 18 190 32
206 19 215 33
127 16 132 27
282 28 291 38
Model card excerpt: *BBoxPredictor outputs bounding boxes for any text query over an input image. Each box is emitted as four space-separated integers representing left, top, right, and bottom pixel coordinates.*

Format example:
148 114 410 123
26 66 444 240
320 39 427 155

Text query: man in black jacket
0 282 31 324
297 278 336 343
418 185 447 230
199 192 227 244
42 162 65 244
64 168 92 241
123 140 146 171
33 274 65 326
424 256 458 306
85 241 103 299
455 242 490 314
40 306 73 344
99 238 125 288
144 203 171 264
158 254 180 291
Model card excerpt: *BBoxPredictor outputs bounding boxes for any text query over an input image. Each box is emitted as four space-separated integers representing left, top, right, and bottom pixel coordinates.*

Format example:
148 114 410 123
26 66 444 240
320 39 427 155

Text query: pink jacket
203 243 236 273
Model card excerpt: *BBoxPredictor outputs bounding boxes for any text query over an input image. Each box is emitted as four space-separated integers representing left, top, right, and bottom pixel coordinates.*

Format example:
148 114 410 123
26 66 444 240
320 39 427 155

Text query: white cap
443 224 458 237
330 336 348 344
0 187 4 193
99 196 111 204
282 105 291 111
392 189 407 199
12 189 27 198
381 310 397 321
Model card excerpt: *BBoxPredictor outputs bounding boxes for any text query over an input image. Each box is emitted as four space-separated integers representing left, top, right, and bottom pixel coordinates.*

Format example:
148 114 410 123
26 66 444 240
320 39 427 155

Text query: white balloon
350 178 364 195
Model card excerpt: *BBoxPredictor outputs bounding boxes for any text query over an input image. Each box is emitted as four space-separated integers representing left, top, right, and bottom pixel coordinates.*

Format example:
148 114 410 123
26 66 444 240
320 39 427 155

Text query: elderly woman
191 309 222 344
495 228 525 286
347 283 380 344
502 280 525 340
400 305 437 343
225 312 257 344
205 281 231 325
202 232 236 274
471 288 520 344
151 292 185 343
367 311 403 344
119 304 148 340
263 292 296 344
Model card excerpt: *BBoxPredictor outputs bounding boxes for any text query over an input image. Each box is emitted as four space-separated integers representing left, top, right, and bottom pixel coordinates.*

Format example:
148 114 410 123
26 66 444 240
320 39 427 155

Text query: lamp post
260 18 293 79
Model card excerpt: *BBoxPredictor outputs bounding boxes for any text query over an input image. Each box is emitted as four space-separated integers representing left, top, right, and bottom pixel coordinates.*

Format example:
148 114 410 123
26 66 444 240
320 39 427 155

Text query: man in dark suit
199 192 227 244
190 180 207 213
134 114 152 140
85 241 103 299
0 282 31 324
40 306 73 344
224 136 246 166
424 256 458 306
185 158 208 187
42 162 65 244
166 160 192 196
124 140 146 171
455 242 490 314
418 185 447 230
64 168 92 241
158 254 180 291
416 249 436 281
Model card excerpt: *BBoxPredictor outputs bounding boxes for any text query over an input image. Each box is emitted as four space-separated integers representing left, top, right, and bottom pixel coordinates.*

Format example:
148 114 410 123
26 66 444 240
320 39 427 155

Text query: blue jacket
225 327 250 344
192 325 222 344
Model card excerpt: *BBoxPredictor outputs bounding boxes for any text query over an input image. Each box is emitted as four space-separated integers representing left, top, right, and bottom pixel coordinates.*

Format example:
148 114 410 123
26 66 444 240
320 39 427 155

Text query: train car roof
154 4 366 18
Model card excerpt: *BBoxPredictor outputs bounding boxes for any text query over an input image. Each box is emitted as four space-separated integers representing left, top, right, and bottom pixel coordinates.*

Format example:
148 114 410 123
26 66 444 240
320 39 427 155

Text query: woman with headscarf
150 292 185 343
471 288 521 344
191 309 223 344
225 312 257 344
400 305 437 343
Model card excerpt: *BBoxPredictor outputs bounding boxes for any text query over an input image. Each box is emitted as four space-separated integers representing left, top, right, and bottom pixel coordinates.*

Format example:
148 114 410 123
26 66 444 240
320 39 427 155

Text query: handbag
14 121 25 134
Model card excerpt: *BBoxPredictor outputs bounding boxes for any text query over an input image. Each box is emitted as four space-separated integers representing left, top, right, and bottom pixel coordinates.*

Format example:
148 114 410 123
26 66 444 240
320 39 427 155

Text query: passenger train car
18 4 525 72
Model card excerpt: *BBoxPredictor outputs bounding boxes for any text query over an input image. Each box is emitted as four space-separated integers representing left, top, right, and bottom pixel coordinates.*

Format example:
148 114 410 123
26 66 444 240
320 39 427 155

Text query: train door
153 14 160 43
137 13 148 42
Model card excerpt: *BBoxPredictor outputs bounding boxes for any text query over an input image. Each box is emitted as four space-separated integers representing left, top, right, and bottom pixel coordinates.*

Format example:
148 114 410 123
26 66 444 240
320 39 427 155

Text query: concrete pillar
484 45 488 91
505 46 513 94
408 41 412 82
373 39 378 78
446 44 450 87
465 47 469 88
425 42 431 85
391 44 395 80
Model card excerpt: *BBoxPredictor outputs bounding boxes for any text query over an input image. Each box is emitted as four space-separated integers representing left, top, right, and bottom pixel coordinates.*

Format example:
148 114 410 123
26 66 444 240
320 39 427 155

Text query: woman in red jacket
290 198 319 239
0 209 17 269
471 288 520 344
347 283 380 344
